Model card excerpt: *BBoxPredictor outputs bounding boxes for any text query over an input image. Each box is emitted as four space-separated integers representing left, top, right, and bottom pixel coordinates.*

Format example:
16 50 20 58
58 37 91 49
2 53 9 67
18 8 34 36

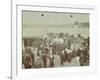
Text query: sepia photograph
22 11 90 69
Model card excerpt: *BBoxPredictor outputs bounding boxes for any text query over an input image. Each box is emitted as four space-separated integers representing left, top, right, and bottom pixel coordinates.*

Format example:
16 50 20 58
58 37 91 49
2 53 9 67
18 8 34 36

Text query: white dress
53 55 61 67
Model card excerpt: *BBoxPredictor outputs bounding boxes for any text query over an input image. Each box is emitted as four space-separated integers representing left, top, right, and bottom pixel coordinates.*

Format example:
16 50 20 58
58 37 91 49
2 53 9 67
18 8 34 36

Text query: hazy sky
22 11 89 27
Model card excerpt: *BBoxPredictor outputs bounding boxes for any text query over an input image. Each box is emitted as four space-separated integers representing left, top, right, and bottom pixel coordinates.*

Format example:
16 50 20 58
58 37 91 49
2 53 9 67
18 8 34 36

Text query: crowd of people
22 32 89 69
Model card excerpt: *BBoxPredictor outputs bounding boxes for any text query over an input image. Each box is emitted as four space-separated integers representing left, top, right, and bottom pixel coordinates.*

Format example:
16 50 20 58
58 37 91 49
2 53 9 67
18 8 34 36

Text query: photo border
12 3 97 80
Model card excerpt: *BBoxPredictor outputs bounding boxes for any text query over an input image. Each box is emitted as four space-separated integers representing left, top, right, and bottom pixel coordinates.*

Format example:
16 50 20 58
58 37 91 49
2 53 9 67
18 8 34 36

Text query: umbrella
52 38 64 44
